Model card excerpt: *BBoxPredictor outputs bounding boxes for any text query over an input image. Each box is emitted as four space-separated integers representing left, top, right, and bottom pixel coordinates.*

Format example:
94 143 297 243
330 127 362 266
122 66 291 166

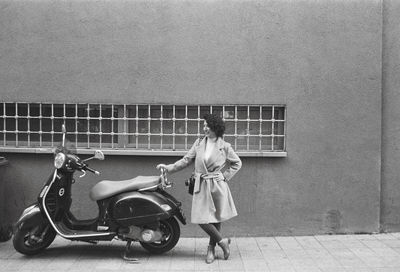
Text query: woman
157 113 242 264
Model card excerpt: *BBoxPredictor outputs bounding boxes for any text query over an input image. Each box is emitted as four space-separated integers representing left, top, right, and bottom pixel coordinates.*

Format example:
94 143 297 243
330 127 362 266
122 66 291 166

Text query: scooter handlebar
160 168 172 188
83 165 100 175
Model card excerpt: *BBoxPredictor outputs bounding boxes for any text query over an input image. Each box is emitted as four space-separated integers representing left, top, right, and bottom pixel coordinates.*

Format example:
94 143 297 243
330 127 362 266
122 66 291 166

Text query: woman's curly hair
204 113 225 138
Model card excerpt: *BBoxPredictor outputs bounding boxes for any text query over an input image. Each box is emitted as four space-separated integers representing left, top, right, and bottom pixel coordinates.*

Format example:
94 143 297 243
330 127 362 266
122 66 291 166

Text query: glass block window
0 103 286 156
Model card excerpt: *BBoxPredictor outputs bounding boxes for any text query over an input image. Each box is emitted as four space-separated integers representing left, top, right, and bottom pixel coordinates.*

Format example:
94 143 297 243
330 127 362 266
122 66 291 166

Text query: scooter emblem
59 188 65 196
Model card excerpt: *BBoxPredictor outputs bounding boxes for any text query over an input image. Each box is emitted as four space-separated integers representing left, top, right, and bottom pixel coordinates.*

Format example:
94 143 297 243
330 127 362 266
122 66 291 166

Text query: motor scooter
13 125 186 259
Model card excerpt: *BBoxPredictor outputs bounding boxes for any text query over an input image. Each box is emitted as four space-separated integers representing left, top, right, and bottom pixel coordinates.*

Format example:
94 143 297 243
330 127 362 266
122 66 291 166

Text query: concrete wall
0 0 383 236
381 0 400 232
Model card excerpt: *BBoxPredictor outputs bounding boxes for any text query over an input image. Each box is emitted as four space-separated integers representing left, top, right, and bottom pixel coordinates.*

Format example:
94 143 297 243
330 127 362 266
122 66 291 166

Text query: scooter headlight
54 153 66 169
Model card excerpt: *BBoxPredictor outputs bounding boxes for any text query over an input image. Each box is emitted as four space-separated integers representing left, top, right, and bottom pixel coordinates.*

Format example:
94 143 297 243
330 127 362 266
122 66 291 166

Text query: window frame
0 102 287 157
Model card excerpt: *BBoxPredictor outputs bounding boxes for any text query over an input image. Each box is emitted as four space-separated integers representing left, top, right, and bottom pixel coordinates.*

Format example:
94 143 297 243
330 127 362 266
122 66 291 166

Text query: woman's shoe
206 245 215 264
218 238 231 260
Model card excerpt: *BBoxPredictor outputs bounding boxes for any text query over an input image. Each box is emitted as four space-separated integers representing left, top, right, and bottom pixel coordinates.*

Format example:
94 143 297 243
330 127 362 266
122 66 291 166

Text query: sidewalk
2 233 400 272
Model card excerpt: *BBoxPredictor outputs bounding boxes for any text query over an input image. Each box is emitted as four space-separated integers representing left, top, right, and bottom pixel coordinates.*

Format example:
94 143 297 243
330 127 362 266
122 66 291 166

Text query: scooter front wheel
13 224 56 255
140 217 180 254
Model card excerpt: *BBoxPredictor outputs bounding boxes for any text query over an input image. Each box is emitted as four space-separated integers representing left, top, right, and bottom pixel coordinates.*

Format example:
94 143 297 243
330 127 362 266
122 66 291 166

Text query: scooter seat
89 176 160 201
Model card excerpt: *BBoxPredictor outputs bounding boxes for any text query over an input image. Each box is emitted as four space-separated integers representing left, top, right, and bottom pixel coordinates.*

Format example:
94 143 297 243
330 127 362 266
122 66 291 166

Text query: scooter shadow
21 241 195 260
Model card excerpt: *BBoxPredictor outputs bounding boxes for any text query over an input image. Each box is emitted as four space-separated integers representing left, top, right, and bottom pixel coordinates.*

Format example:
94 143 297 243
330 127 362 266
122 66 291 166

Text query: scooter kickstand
122 240 139 263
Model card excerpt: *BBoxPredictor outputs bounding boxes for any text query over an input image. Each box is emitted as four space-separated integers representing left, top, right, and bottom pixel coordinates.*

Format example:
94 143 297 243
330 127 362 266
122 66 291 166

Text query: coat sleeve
222 142 242 181
166 139 198 173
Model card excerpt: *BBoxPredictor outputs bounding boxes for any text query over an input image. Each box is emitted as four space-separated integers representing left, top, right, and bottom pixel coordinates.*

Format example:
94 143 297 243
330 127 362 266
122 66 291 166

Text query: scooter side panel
110 192 171 226
14 203 47 231
157 190 186 225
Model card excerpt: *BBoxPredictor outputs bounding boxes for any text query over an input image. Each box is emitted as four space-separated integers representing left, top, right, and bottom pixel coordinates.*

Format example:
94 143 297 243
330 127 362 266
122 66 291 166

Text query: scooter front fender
14 203 47 231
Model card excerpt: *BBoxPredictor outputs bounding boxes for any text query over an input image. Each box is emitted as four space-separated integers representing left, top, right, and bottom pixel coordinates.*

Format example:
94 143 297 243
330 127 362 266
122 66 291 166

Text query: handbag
184 137 203 195
185 173 195 195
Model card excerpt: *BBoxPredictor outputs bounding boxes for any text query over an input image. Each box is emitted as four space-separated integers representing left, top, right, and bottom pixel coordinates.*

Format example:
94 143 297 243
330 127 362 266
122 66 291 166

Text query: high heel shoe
218 238 231 260
205 245 215 264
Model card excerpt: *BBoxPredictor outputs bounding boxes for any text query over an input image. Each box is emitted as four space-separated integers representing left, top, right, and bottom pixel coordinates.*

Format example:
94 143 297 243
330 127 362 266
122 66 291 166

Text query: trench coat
167 137 242 224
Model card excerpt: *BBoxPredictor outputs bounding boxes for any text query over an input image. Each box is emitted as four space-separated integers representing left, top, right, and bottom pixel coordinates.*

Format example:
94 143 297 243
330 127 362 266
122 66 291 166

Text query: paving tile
319 268 347 272
350 247 377 257
295 236 324 249
320 240 347 249
143 256 171 270
93 257 124 270
268 265 296 272
326 235 356 241
294 267 322 272
314 235 341 241
338 258 368 268
242 258 269 271
289 257 317 267
284 249 309 257
356 235 379 241
362 240 390 249
169 259 195 270
267 260 293 267
360 256 389 268
275 237 303 250
392 247 400 255
340 239 367 248
334 234 362 240
46 258 79 270
3 259 28 271
261 249 287 259
380 239 400 248
194 256 220 270
372 234 396 240
315 256 343 269
344 268 373 272
370 247 399 257
328 248 356 257
235 237 260 253
266 256 293 267
218 259 244 270
0 247 20 259
255 237 282 250
390 233 400 239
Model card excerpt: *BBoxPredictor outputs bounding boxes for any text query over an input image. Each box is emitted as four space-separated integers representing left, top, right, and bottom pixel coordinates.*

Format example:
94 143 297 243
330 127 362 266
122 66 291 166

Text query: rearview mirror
61 124 66 147
82 150 104 162
94 150 105 160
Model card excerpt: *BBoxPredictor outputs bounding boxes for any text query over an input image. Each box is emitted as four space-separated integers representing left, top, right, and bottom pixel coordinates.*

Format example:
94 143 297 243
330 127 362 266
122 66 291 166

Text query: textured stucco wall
381 0 400 232
0 0 382 236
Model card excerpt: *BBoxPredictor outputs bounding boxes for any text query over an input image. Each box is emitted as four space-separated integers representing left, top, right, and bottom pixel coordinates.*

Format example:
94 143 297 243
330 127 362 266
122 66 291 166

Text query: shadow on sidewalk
15 241 195 260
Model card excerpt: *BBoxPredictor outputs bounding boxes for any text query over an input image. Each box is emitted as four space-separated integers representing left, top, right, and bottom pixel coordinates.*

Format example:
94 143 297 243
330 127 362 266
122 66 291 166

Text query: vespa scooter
13 125 186 259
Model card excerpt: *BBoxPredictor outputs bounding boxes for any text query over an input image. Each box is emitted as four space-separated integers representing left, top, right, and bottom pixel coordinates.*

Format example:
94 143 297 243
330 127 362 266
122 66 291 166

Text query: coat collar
200 136 224 150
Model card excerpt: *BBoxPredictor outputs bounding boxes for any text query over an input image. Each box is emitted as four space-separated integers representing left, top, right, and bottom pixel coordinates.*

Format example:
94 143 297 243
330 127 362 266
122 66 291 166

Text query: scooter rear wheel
140 217 180 254
13 224 56 255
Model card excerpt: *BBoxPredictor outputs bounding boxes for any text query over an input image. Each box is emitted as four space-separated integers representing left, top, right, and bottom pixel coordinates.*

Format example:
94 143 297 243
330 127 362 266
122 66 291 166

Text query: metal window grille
0 103 286 157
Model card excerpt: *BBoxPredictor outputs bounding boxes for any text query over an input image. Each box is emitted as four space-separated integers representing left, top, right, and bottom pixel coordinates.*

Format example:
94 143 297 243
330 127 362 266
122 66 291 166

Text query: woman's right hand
156 164 168 172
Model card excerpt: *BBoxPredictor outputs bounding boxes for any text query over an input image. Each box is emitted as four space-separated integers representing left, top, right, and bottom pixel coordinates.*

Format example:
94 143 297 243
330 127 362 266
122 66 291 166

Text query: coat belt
193 172 221 194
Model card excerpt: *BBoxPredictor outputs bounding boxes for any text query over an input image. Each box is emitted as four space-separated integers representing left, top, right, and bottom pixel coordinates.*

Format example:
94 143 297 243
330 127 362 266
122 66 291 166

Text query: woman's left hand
215 172 226 182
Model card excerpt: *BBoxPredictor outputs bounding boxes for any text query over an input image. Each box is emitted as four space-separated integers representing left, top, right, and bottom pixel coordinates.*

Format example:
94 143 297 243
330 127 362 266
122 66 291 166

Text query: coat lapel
196 137 208 174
